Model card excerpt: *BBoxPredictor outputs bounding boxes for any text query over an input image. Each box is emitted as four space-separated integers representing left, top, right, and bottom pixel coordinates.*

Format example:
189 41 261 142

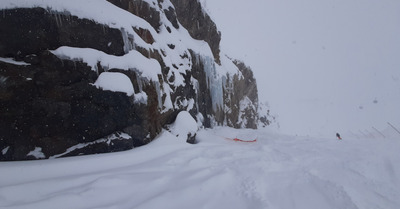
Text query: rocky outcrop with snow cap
0 0 264 161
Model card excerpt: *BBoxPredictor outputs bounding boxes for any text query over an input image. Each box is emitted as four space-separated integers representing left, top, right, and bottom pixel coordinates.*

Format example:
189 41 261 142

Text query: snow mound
94 72 134 96
168 111 198 142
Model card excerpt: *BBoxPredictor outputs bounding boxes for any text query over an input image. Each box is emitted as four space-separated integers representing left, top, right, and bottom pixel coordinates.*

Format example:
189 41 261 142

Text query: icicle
54 12 60 27
94 65 98 75
134 71 144 92
199 54 223 111
121 28 134 53
154 81 163 109
58 12 63 27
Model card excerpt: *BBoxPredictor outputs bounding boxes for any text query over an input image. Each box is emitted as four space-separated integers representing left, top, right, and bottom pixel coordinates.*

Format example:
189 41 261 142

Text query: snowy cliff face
0 0 262 161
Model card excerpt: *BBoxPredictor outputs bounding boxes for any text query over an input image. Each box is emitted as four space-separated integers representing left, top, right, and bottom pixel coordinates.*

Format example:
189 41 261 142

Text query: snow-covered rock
0 0 265 160
26 147 45 159
168 111 198 144
94 72 135 96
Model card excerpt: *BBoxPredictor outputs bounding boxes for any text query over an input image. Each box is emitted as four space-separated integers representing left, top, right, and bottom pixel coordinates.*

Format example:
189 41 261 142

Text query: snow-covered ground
1 127 399 209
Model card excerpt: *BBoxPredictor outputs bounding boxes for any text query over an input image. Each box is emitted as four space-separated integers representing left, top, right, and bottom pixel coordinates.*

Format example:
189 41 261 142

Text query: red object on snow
232 137 257 142
217 135 257 143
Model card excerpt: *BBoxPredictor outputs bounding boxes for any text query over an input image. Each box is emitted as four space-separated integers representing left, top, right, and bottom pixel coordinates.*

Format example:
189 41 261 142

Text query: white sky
201 0 400 136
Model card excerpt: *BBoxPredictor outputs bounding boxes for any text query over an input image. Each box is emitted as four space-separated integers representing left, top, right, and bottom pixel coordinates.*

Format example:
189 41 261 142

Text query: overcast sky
201 0 400 136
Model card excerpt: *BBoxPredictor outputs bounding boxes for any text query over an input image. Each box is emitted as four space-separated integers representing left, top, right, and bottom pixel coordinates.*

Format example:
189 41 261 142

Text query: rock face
170 0 221 63
0 0 264 161
0 8 125 58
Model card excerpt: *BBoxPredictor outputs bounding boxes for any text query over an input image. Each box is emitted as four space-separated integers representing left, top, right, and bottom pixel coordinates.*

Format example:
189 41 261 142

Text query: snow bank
94 72 134 96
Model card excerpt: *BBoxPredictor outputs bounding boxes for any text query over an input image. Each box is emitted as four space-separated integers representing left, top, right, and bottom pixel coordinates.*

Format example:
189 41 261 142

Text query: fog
201 0 400 136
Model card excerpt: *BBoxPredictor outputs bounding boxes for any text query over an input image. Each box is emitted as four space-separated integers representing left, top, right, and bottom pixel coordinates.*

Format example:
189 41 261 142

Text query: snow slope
1 127 399 209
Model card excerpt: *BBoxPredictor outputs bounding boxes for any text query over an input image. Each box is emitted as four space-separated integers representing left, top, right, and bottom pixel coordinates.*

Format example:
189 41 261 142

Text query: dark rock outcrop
170 0 221 63
0 0 265 161
0 8 125 59
107 0 161 32
0 52 149 160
